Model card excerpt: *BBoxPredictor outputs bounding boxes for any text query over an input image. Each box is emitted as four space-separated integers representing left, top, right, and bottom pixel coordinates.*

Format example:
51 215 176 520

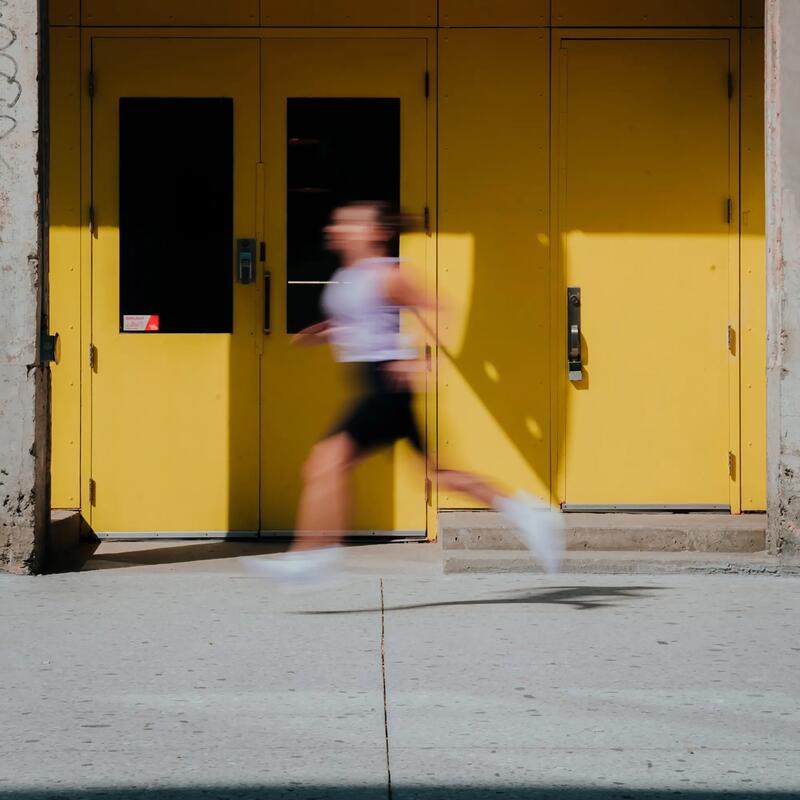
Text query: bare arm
384 269 438 312
384 268 448 344
291 319 332 347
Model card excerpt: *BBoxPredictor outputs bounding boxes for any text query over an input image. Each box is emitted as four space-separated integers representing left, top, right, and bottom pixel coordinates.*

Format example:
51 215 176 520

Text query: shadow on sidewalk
297 584 665 614
44 538 412 574
44 540 293 574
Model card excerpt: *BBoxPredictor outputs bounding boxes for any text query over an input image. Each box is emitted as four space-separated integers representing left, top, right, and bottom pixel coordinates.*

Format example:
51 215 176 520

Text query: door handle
567 287 583 381
569 324 580 359
263 271 271 334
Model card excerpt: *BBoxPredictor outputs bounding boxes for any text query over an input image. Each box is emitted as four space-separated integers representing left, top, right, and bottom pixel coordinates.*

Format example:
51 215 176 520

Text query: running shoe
494 491 565 574
238 546 342 587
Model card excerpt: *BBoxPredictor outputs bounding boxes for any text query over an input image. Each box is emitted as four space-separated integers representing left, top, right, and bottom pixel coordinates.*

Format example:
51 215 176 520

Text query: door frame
78 27 438 537
549 28 742 513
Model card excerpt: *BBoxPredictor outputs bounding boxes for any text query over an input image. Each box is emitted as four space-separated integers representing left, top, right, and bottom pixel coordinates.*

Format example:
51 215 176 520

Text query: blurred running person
242 201 563 582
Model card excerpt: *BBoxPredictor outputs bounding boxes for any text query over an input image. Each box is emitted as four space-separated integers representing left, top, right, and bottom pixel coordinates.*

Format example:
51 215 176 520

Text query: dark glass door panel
286 98 400 333
119 97 233 334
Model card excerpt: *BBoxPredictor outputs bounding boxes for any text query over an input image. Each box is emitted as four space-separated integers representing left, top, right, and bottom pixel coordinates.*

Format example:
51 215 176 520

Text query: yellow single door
91 39 261 534
259 37 430 534
557 37 736 509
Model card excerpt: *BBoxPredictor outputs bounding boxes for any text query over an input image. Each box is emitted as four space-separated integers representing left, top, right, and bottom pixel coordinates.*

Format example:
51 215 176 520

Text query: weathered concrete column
767 0 800 561
0 0 48 573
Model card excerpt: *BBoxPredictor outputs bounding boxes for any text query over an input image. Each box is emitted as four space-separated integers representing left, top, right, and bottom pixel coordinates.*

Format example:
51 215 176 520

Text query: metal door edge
560 504 731 513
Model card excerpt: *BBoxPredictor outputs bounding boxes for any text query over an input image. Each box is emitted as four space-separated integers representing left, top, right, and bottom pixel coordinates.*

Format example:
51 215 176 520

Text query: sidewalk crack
380 578 393 800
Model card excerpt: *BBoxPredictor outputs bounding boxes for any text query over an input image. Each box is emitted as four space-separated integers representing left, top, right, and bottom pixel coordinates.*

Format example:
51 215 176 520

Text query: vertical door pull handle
567 287 583 381
263 271 272 334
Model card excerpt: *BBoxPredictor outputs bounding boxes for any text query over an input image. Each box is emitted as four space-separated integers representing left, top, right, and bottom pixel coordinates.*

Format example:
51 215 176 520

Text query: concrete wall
766 0 800 560
0 0 47 573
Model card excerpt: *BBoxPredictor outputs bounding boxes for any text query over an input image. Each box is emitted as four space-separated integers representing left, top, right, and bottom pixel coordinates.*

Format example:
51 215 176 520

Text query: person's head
324 201 415 263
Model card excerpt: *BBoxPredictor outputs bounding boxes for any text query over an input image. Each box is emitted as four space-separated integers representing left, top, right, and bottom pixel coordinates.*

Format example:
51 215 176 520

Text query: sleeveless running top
321 257 417 363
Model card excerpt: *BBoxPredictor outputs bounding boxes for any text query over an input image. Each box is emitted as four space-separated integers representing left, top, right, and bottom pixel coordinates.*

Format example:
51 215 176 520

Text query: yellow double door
90 36 429 535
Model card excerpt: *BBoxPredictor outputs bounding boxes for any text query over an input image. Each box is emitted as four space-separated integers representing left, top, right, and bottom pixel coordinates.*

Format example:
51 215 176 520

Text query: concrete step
442 549 797 576
440 510 766 553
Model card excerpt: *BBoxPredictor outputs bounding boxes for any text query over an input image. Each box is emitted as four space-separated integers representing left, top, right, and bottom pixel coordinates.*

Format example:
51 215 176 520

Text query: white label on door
123 314 160 332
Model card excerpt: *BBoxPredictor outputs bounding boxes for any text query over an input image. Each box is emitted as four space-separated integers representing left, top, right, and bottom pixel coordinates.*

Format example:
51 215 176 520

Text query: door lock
236 238 256 284
567 287 583 381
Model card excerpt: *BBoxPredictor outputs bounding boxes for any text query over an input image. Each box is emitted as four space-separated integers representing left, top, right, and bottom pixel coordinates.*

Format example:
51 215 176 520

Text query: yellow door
91 39 261 534
556 37 736 510
259 38 430 534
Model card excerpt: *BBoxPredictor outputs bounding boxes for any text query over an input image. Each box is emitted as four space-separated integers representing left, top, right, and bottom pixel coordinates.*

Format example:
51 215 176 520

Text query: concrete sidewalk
0 542 798 799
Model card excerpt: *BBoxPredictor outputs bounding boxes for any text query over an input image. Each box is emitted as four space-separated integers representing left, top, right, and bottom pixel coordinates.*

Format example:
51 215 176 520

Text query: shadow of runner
295 585 665 615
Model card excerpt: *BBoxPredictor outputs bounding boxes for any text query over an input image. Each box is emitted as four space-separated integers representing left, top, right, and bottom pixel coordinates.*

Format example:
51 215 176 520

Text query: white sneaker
238 546 342 587
495 491 565 574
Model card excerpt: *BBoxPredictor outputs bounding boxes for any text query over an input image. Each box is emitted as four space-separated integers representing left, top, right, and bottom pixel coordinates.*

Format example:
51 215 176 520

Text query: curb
443 550 800 576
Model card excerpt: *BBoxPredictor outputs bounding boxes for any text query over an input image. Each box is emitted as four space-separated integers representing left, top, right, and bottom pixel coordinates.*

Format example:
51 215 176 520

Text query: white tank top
321 257 417 363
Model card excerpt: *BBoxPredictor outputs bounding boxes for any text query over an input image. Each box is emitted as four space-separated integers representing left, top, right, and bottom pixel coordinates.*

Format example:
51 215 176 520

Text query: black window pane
286 98 400 334
119 98 233 334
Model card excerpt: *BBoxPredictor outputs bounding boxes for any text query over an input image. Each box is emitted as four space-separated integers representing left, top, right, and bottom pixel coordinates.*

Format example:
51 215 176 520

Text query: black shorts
331 362 424 455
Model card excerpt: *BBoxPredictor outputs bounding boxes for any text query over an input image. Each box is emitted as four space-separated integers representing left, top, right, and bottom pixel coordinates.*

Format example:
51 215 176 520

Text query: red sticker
123 314 160 332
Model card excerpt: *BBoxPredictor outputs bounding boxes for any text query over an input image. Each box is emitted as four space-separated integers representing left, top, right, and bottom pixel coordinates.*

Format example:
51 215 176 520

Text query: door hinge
423 206 431 235
727 323 736 354
727 71 734 100
88 343 97 371
88 70 96 98
425 477 432 506
726 198 733 224
424 70 430 99
425 343 432 371
88 478 96 506
89 205 96 236
259 241 266 262
728 451 736 478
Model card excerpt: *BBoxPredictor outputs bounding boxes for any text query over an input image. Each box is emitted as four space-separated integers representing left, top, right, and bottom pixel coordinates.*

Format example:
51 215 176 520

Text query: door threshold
94 530 427 541
94 531 262 540
259 529 427 540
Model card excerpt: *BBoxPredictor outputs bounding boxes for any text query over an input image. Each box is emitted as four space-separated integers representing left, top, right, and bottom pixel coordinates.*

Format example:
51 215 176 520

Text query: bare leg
292 433 357 551
435 468 508 508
